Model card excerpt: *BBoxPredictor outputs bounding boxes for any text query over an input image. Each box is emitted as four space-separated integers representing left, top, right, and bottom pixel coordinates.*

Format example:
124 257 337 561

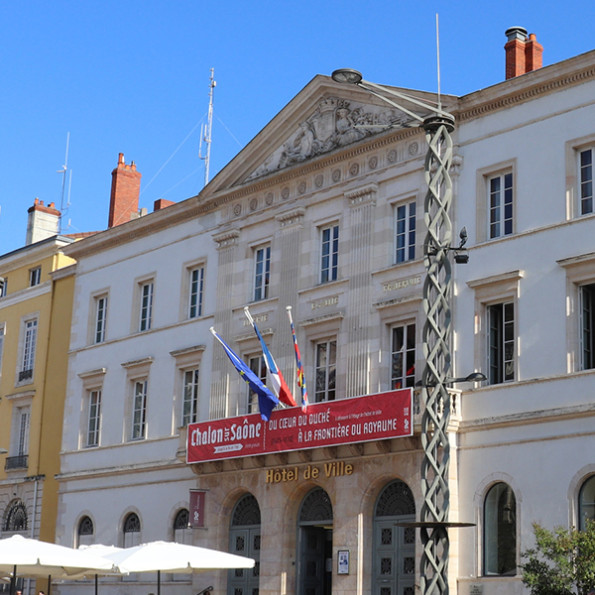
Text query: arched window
77 515 94 547
173 508 191 544
483 482 517 576
123 512 141 548
579 475 595 530
228 494 261 595
3 500 27 532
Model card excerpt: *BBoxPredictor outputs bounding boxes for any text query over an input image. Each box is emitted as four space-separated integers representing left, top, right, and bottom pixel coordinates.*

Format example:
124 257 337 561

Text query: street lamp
332 68 458 595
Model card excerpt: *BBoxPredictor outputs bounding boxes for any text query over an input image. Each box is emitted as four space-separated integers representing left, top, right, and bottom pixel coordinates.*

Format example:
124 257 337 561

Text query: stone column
274 208 306 392
344 184 377 398
210 229 240 419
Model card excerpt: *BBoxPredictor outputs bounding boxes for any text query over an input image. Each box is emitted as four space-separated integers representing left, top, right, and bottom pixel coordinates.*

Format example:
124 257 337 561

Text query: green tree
521 520 595 595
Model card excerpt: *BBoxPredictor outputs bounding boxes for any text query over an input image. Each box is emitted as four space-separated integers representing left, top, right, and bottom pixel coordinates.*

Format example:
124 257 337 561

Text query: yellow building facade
0 225 75 551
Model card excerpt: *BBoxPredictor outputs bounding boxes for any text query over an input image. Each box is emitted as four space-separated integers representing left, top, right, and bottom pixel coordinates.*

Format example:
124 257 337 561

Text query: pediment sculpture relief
246 96 415 181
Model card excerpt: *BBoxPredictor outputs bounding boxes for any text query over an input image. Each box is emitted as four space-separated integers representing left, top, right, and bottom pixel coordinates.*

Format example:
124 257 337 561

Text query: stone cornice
456 55 595 123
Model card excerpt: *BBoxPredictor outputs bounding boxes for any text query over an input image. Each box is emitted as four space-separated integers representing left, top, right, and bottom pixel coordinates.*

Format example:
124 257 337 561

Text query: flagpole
286 306 309 412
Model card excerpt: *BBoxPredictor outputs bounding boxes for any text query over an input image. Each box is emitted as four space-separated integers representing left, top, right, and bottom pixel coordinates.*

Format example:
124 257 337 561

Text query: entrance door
372 480 416 595
299 525 332 595
228 493 261 595
298 487 333 595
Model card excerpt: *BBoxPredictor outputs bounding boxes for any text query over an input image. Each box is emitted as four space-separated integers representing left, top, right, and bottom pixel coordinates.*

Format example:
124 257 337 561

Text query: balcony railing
18 369 33 382
5 455 28 470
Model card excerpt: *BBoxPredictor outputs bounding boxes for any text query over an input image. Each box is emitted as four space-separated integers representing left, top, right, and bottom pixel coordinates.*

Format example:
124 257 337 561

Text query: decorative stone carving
314 174 324 188
247 96 412 181
249 198 258 211
281 187 290 200
213 229 240 249
368 156 378 170
233 203 242 216
265 192 274 205
275 207 306 228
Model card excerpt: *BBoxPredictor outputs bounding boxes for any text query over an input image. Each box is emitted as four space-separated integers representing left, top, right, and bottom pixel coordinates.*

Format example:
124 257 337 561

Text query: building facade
0 199 75 560
51 31 595 595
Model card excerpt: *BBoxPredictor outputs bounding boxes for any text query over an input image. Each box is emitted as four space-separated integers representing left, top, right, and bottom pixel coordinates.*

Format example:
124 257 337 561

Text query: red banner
189 490 206 528
187 389 412 464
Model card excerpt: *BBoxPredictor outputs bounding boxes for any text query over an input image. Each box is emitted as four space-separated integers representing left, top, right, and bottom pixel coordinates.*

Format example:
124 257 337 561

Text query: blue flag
210 327 279 421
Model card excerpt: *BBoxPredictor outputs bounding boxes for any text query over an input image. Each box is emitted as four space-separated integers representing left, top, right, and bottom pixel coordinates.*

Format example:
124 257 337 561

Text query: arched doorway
228 493 261 594
298 487 333 595
372 480 416 595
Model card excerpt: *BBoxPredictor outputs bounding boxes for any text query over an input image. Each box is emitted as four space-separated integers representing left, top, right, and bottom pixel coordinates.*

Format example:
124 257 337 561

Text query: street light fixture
332 68 459 595
416 372 487 388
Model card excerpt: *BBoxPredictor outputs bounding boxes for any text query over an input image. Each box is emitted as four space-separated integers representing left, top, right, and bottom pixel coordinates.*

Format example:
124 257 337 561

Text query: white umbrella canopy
0 535 115 579
102 541 255 595
103 540 254 573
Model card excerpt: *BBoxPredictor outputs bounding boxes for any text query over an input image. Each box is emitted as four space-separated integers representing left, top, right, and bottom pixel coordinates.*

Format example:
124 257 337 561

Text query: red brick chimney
108 153 142 228
505 27 543 80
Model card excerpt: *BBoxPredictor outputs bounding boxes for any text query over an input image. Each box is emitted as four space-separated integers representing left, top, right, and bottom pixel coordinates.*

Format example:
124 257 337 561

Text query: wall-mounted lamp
416 372 487 388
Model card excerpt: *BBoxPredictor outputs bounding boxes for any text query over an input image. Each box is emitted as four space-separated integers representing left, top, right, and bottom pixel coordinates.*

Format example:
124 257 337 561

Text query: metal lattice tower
420 114 455 595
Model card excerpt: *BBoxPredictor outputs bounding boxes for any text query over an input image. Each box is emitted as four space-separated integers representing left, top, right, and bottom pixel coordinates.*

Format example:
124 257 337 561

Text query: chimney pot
505 26 527 42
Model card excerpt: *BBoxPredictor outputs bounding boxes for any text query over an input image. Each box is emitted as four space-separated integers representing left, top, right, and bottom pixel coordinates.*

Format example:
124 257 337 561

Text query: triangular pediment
204 75 437 193
244 94 414 182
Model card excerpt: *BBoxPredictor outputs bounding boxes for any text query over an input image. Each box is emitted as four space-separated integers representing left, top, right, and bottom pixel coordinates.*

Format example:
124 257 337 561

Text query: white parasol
102 540 255 595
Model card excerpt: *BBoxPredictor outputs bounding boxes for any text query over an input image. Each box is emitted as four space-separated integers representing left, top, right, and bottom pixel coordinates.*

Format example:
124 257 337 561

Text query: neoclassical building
50 30 595 595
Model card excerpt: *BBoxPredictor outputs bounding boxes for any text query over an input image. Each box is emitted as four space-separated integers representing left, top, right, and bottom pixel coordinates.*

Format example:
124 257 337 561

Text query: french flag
244 307 297 408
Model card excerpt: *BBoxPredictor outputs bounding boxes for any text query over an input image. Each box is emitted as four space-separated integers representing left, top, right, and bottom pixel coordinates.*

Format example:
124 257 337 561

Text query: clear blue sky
1 0 593 254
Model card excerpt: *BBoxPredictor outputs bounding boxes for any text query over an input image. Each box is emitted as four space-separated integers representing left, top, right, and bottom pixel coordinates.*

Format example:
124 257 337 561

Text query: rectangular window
188 266 204 319
391 323 416 389
579 148 594 215
488 172 513 239
5 405 30 470
139 282 154 332
29 267 41 287
94 295 108 343
320 225 339 283
182 368 199 426
19 318 37 382
315 339 336 402
11 405 30 458
247 355 266 414
253 246 270 301
581 283 595 370
86 389 101 447
131 380 148 440
395 202 416 263
0 277 6 298
488 302 515 384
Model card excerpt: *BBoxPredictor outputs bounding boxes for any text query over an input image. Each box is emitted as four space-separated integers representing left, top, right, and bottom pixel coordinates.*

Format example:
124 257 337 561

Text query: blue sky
1 0 593 254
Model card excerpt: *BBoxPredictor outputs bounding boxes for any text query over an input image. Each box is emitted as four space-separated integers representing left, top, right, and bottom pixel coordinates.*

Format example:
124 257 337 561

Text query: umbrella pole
95 574 98 595
47 574 51 595
157 570 161 595
9 565 16 595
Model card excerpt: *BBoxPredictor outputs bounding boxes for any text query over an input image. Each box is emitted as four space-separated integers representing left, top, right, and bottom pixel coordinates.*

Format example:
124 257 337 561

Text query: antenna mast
199 68 216 188
435 13 442 112
57 132 72 233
